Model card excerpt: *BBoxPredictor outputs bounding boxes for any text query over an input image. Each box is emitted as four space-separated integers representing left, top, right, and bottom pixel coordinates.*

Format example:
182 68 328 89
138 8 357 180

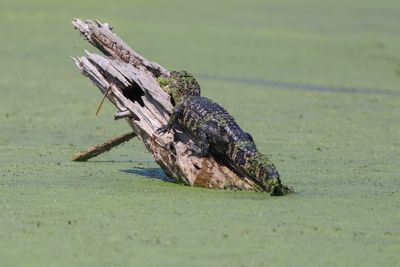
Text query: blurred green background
1 0 399 266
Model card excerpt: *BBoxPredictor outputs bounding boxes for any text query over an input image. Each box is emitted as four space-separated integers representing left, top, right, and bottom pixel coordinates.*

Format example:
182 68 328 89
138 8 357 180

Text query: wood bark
72 19 263 191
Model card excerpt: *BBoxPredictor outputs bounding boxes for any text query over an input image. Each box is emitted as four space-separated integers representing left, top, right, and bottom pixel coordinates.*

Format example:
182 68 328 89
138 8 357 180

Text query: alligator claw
154 125 171 135
186 141 208 157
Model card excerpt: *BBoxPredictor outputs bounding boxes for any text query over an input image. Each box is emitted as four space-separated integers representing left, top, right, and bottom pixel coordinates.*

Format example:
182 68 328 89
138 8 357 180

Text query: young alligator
157 71 292 196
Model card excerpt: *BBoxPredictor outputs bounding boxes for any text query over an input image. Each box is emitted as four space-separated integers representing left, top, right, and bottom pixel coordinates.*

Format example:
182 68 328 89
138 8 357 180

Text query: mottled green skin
158 71 201 105
246 152 291 195
158 72 291 195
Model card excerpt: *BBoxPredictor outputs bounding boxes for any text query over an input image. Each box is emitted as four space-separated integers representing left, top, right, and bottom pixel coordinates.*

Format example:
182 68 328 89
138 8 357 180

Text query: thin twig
95 84 112 116
71 132 137 161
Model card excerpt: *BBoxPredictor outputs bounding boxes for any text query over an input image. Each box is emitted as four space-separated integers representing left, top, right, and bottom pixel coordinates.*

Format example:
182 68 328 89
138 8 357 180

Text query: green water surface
0 0 399 266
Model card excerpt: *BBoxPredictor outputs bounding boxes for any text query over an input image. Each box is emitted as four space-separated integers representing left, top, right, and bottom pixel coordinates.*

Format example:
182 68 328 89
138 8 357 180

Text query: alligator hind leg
187 128 210 157
203 121 229 144
188 121 223 157
189 121 229 157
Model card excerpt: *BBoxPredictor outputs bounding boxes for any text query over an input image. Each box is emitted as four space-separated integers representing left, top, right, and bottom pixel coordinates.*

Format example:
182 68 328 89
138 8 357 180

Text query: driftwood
71 19 263 191
71 132 136 161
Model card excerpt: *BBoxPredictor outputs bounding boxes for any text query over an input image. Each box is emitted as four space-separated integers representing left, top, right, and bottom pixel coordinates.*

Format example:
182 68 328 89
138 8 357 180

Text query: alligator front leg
155 104 184 135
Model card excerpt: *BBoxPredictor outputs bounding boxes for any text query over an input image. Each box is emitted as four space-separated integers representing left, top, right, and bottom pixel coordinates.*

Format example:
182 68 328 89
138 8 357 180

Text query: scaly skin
158 71 201 105
157 71 292 195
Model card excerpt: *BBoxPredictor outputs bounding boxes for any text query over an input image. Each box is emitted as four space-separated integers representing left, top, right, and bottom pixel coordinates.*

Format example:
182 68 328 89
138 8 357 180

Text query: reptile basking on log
71 19 293 196
156 71 292 196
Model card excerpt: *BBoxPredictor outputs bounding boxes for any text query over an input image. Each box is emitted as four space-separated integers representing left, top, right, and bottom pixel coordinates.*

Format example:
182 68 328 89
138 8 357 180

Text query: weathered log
72 19 263 191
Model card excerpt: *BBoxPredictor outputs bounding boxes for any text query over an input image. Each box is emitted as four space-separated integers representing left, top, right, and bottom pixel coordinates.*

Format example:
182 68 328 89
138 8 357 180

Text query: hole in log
170 97 176 106
169 142 176 156
121 82 145 107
